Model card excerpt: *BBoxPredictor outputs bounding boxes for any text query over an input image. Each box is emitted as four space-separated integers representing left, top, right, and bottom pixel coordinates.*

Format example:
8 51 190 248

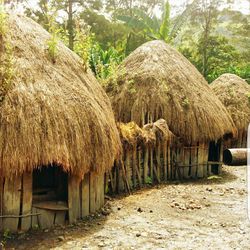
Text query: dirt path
3 166 250 250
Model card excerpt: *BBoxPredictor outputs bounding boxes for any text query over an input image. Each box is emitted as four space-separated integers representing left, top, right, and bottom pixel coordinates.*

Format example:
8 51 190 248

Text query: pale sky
14 0 250 16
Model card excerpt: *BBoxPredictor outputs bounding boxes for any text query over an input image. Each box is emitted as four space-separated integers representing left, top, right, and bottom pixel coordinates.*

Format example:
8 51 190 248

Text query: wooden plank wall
107 140 214 195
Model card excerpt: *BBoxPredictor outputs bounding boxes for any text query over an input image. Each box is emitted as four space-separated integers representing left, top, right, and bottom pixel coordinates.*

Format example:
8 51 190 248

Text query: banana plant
117 0 199 43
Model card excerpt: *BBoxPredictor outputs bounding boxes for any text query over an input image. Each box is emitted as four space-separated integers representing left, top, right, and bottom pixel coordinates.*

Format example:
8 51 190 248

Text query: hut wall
0 171 105 232
107 140 217 194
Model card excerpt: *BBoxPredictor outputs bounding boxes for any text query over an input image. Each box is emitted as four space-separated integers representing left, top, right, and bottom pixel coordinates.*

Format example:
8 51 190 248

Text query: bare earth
3 166 250 250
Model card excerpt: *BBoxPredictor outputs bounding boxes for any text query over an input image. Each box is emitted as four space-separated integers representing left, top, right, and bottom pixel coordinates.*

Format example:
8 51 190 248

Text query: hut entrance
33 165 68 203
208 141 222 174
32 165 69 228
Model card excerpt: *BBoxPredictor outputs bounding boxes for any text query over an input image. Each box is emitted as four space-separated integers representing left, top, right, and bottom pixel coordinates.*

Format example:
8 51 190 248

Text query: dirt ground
2 166 250 250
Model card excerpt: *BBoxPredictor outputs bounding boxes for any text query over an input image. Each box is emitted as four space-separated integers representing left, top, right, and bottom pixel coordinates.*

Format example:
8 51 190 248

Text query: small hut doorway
208 140 222 174
33 165 68 203
32 165 69 228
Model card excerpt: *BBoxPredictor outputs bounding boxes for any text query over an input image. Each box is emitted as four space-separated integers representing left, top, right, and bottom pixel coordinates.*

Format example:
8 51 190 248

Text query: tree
117 0 199 43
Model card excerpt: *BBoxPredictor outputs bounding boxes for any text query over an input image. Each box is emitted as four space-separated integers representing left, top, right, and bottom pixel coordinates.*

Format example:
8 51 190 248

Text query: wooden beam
21 172 32 231
81 173 90 217
2 175 22 232
68 175 81 223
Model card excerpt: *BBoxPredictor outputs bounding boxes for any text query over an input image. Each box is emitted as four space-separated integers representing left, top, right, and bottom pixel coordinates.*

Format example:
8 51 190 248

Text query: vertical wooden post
89 172 97 214
118 161 125 193
163 143 167 181
197 143 204 178
150 146 154 182
143 146 149 184
218 141 223 175
156 142 161 182
125 150 132 188
132 148 137 188
183 147 190 179
68 175 81 223
3 175 22 232
21 172 33 231
190 145 198 178
203 143 209 178
81 173 90 217
137 148 142 187
167 144 171 180
0 177 4 231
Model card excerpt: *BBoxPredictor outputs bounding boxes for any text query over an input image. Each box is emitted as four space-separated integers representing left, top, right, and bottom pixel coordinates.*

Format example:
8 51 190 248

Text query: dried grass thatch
106 40 236 144
0 14 121 178
211 73 250 132
118 119 174 150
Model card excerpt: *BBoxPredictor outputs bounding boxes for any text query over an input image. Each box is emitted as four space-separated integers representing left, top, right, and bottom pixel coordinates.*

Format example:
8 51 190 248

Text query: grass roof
0 14 121 178
211 73 250 132
106 40 236 144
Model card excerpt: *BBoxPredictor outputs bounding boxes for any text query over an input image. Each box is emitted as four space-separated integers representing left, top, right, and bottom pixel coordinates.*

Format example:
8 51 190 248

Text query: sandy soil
2 166 250 250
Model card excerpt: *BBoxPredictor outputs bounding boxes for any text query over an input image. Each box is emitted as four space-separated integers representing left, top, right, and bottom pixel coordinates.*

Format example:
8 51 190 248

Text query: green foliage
89 43 124 80
74 25 93 71
46 7 60 62
145 176 152 185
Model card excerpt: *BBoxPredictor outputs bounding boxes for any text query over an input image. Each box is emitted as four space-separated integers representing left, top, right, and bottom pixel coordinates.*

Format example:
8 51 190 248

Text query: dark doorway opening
208 140 222 174
32 164 68 203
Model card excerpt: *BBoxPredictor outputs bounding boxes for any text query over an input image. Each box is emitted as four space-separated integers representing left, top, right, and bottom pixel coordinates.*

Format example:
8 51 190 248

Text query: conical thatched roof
211 73 250 132
0 14 121 178
106 40 236 144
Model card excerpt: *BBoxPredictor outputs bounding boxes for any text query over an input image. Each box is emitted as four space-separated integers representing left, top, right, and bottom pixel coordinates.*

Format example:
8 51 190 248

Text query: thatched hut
106 40 236 182
211 73 250 148
0 14 120 232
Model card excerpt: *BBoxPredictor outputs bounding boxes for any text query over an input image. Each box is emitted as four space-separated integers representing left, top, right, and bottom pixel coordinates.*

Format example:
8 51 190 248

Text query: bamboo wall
0 172 104 232
107 141 221 194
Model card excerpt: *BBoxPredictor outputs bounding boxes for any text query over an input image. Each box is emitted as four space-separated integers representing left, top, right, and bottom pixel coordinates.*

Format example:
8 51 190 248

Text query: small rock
117 207 121 211
137 207 143 213
150 210 153 213
136 233 141 237
206 187 213 192
44 229 49 233
58 236 65 242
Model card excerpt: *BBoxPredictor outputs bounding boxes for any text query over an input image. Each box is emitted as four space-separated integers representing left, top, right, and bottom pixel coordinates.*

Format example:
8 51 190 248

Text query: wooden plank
68 175 81 223
89 172 97 214
55 211 66 225
0 177 4 231
156 142 161 182
36 207 55 229
150 147 154 181
31 207 39 229
190 145 198 178
183 147 190 179
3 175 22 232
125 150 132 188
163 143 167 181
118 161 125 193
81 173 90 218
203 143 208 178
178 148 184 179
21 172 32 231
143 146 149 184
99 174 105 209
132 148 137 188
197 144 204 178
167 144 171 180
138 148 142 185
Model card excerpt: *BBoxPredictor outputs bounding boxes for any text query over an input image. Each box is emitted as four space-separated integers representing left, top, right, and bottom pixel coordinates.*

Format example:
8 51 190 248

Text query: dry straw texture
0 14 121 178
106 40 236 144
211 73 250 132
118 119 174 150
